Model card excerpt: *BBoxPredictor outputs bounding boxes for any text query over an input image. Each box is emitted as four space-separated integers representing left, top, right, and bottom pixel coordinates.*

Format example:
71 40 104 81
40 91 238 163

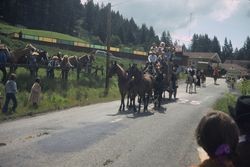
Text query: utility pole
188 12 192 39
105 2 111 95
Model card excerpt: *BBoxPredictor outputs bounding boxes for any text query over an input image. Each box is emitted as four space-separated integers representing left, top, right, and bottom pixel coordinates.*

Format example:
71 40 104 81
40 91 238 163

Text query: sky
81 0 250 49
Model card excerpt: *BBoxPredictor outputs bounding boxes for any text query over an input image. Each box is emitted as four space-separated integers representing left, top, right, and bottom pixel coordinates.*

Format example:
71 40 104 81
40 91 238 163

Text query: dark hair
35 78 40 83
9 73 16 80
196 112 239 158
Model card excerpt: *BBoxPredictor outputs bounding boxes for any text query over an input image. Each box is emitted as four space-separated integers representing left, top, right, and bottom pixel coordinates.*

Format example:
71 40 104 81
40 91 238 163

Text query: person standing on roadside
2 73 17 113
29 77 42 108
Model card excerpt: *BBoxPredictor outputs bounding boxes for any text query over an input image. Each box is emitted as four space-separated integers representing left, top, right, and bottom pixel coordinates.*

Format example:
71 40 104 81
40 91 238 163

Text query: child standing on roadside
29 77 41 108
2 73 17 113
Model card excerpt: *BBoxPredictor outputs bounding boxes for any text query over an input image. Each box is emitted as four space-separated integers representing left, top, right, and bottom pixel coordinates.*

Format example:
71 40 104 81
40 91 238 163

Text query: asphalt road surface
0 78 228 167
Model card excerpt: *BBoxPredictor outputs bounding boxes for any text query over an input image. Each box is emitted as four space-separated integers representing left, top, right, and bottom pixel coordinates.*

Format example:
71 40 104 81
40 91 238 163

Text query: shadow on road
127 111 154 119
107 109 134 116
153 106 167 114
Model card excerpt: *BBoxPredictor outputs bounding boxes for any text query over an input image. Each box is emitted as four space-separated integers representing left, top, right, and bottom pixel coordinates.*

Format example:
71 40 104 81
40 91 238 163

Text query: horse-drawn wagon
107 42 179 113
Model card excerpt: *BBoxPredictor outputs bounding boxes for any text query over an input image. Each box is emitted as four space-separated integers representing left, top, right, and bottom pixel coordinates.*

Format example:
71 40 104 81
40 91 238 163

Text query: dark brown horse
128 65 154 113
157 60 175 99
108 61 129 112
10 44 37 64
1 44 39 78
68 54 95 79
60 55 73 80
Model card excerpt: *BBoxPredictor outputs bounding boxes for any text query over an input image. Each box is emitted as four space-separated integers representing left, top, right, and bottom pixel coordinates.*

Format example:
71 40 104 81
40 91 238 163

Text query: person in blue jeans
2 73 17 113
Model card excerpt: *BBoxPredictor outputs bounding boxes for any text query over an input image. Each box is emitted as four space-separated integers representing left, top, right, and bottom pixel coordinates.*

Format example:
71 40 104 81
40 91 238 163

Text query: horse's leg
189 83 192 94
119 97 122 112
138 96 141 113
121 92 126 111
0 66 7 83
133 96 136 113
169 87 173 100
77 67 81 80
174 88 177 99
66 70 69 81
154 90 157 108
126 93 129 109
143 95 147 112
186 83 188 93
130 93 136 112
146 94 150 111
158 90 162 107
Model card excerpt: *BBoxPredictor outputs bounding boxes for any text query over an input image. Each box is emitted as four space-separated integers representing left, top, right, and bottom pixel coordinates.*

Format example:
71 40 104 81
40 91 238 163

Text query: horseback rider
158 42 166 60
171 66 178 99
146 49 158 76
200 70 206 87
196 69 201 87
189 66 196 77
150 42 158 55
213 66 220 85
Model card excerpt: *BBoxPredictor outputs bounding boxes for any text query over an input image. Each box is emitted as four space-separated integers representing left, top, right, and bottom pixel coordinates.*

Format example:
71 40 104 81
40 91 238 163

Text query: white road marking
190 101 201 105
177 99 189 104
110 118 123 123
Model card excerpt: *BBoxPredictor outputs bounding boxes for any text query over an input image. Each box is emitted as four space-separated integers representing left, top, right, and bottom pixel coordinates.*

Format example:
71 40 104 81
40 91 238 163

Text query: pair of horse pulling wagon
108 60 178 113
0 44 97 83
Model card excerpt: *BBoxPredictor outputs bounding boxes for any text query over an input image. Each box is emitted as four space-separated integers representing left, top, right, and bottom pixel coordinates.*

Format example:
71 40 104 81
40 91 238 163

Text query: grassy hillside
0 21 87 42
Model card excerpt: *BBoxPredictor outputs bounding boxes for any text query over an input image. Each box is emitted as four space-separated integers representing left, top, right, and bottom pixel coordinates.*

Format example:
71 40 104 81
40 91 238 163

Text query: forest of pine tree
0 0 166 51
190 34 250 62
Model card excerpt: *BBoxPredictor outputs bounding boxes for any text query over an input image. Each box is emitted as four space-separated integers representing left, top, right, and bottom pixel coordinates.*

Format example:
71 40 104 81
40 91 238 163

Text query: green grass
0 67 121 121
237 80 250 95
213 79 250 113
0 21 86 42
213 93 237 114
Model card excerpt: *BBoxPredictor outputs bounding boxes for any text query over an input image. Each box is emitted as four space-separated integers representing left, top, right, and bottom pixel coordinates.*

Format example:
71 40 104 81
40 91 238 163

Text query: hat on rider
32 52 39 56
160 42 165 47
52 56 58 60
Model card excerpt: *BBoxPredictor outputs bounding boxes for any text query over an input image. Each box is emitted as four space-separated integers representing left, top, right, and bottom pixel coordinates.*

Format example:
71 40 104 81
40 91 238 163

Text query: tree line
0 0 173 51
190 34 250 62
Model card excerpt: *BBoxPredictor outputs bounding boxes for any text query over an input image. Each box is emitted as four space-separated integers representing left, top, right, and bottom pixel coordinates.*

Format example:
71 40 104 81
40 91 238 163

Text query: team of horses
0 44 95 82
108 61 177 113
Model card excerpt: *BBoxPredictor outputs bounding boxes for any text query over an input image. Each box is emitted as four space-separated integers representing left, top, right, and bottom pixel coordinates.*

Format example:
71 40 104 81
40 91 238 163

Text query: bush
213 93 237 113
237 80 250 95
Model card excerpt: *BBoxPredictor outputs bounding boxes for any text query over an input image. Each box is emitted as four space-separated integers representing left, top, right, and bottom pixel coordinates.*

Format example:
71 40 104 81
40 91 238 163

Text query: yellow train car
74 42 90 48
133 51 147 56
39 37 56 43
110 47 120 52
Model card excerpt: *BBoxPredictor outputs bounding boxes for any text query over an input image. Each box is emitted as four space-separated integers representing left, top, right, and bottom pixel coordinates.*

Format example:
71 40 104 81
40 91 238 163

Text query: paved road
0 78 228 167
